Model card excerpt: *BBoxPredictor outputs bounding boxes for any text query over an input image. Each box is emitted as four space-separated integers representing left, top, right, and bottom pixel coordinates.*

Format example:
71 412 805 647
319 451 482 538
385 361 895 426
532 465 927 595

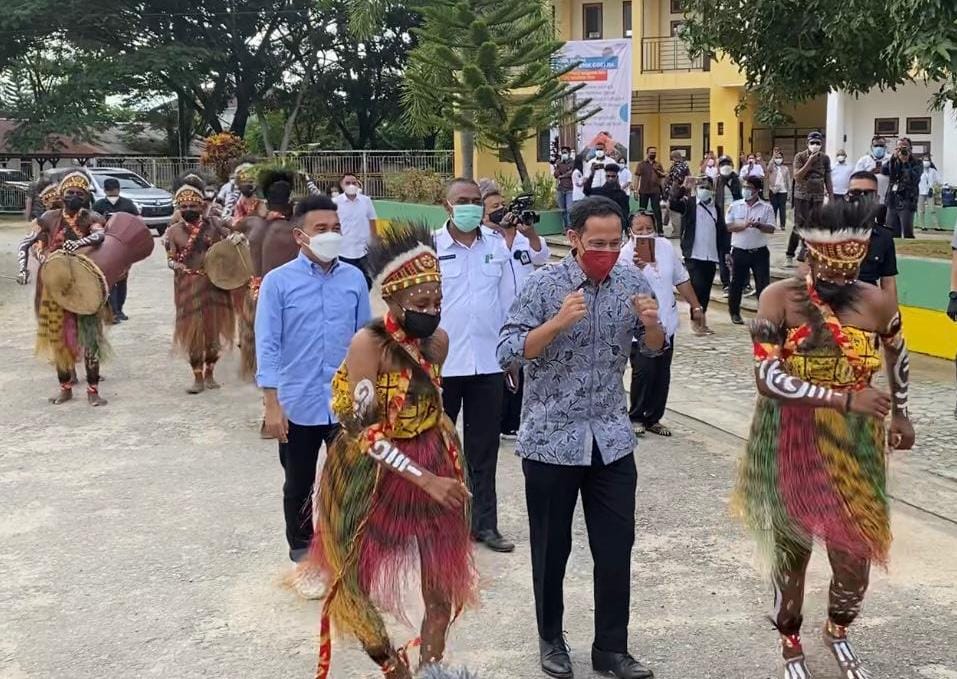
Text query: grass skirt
238 288 257 381
173 271 235 358
734 397 890 577
311 418 477 648
35 280 110 372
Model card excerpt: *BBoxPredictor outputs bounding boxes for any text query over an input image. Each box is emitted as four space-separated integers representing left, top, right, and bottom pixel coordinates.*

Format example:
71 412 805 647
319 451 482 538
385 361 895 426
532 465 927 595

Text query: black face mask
181 209 201 223
648 154 656 161
488 208 506 225
240 187 255 197
402 309 441 339
64 196 85 211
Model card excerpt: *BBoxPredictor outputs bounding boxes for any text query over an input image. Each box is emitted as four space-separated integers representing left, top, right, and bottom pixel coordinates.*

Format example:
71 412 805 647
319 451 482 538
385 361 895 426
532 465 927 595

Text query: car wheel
154 224 167 237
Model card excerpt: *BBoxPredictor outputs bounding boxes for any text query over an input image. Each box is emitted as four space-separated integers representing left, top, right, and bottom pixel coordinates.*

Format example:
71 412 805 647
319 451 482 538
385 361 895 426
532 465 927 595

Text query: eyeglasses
845 189 877 203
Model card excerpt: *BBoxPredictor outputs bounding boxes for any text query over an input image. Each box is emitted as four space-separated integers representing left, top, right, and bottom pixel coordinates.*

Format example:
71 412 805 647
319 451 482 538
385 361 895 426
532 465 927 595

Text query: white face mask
923 160 931 168
106 195 119 204
304 231 342 262
719 165 732 177
595 150 605 159
808 143 822 152
836 155 846 163
343 184 359 197
774 158 783 165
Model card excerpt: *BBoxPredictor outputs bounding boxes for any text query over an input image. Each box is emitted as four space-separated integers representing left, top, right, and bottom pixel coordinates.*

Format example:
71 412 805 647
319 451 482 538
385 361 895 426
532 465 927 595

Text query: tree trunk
256 103 275 158
279 81 309 157
461 129 474 179
509 140 531 191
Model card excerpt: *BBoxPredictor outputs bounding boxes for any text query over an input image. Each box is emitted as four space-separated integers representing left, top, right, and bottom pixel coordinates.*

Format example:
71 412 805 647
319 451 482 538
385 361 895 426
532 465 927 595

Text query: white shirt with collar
831 159 854 194
618 236 689 339
618 166 633 192
334 193 377 259
726 198 774 250
481 224 551 311
854 154 891 204
435 223 512 377
691 200 720 262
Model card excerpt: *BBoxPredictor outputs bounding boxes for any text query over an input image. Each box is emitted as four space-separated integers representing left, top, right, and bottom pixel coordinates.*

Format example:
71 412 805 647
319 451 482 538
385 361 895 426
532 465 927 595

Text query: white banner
555 39 633 164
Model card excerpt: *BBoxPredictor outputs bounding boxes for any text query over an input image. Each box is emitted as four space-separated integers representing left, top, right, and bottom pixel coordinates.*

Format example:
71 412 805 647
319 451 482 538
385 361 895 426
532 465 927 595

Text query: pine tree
404 0 594 188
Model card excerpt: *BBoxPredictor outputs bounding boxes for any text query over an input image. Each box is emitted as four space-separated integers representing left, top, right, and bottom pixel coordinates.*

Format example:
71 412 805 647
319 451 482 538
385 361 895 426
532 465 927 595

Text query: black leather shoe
730 314 745 325
539 637 573 678
591 648 654 679
476 529 515 553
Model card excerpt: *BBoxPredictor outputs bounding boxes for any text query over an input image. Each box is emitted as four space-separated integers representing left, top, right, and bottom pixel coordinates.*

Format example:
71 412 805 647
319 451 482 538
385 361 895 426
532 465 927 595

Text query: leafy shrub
383 168 447 204
492 171 557 209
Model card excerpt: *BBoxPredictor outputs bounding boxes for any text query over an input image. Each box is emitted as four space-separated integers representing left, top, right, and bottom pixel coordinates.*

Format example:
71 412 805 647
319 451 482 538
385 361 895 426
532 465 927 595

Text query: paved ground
1 219 956 679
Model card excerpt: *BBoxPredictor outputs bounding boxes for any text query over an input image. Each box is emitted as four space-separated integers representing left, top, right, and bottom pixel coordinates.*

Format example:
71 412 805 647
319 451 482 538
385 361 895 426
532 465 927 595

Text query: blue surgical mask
743 188 755 201
696 188 713 203
872 146 886 159
450 203 483 232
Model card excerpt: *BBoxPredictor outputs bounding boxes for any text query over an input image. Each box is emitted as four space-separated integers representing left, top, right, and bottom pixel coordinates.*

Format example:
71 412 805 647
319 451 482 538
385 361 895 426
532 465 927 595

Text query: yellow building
457 0 827 179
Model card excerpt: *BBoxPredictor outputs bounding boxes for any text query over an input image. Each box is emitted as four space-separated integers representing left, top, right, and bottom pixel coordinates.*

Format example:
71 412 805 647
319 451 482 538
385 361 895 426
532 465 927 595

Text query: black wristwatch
950 291 957 301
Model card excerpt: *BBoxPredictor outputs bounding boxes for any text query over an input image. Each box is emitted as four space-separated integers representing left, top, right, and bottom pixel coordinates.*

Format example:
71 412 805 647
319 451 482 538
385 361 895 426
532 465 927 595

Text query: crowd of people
10 148 955 679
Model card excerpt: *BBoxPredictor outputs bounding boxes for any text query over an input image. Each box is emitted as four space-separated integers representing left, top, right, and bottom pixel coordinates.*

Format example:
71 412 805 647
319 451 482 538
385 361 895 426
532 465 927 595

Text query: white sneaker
292 563 327 600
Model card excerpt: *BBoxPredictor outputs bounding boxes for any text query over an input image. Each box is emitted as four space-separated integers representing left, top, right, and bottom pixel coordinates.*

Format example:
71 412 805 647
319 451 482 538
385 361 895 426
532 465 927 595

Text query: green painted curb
374 200 569 236
896 256 952 312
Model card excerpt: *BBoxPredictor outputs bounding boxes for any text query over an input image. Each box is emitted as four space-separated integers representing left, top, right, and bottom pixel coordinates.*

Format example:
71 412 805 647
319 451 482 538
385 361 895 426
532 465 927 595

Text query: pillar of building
940 100 957 184
825 90 847 158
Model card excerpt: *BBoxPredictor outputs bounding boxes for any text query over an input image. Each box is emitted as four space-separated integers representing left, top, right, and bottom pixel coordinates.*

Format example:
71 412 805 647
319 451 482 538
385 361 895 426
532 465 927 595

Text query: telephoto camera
507 193 540 226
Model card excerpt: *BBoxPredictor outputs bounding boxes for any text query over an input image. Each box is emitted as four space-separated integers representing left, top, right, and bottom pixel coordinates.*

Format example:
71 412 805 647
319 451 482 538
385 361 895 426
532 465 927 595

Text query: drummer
15 170 110 406
166 183 245 394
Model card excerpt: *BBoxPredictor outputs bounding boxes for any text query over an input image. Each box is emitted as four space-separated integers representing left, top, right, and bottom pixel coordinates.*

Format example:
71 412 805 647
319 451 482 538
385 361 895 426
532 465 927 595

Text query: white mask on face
719 165 732 177
923 160 931 168
304 231 342 262
836 155 846 163
808 143 822 152
774 158 783 165
344 184 359 197
107 196 119 204
595 150 605 159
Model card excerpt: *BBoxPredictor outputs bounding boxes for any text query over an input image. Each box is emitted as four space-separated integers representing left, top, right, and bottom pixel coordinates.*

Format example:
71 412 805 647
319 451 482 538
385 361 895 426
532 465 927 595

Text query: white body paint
758 358 834 403
353 378 375 419
370 439 423 477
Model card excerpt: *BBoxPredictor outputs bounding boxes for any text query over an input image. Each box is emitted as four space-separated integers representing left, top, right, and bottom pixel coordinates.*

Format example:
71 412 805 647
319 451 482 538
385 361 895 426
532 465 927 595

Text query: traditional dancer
226 162 266 223
166 183 240 394
310 222 477 679
736 200 914 679
16 171 109 406
235 167 296 382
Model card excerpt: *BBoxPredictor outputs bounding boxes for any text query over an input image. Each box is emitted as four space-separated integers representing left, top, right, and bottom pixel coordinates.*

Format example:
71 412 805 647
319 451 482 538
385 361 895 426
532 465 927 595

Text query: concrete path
1 221 955 679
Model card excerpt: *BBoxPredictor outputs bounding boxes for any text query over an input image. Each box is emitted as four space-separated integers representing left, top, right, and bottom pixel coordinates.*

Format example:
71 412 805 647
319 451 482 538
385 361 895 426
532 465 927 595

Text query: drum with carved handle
205 237 253 290
41 212 155 315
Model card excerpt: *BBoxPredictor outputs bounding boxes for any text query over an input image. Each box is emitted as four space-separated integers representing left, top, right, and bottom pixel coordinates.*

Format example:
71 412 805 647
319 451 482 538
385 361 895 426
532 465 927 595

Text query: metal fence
88 150 454 198
0 185 27 214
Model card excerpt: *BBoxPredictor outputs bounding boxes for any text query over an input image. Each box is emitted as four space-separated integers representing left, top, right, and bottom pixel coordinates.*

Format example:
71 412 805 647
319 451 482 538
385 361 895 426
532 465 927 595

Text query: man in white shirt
333 172 377 287
831 148 854 199
586 141 617 189
617 160 633 194
437 178 515 554
767 150 791 231
855 136 891 225
741 154 765 180
725 176 776 325
481 189 551 439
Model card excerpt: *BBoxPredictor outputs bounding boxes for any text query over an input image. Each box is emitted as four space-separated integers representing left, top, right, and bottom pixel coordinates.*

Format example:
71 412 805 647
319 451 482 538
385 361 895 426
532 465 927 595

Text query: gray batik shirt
497 254 662 466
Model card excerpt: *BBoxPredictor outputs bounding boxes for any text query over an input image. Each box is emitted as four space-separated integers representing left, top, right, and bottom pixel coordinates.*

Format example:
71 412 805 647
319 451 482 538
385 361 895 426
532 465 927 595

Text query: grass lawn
896 238 955 260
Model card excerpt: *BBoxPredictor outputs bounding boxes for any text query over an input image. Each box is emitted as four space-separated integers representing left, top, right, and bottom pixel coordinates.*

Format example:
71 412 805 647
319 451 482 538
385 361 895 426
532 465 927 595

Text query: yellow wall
631 111 711 160
568 0 628 41
454 132 551 183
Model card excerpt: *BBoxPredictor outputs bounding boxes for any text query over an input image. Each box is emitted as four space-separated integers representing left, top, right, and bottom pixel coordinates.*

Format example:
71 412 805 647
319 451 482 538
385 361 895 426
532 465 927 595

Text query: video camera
507 193 540 226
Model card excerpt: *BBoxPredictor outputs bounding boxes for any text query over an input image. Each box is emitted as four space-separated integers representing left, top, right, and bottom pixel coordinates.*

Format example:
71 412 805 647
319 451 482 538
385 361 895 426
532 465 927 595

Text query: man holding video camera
482 189 551 439
583 162 631 229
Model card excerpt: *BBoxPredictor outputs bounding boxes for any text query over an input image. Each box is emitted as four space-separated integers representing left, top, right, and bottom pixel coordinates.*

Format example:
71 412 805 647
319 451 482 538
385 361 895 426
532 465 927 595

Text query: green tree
680 0 957 122
404 0 593 187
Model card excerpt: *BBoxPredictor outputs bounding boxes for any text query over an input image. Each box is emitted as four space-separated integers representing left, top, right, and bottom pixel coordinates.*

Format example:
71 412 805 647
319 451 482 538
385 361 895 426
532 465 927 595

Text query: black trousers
524 446 637 652
787 197 823 257
629 339 674 427
728 246 771 317
109 277 128 316
442 373 505 534
770 192 788 230
500 367 524 435
887 207 916 239
340 255 372 289
278 421 339 562
685 258 717 313
638 193 663 235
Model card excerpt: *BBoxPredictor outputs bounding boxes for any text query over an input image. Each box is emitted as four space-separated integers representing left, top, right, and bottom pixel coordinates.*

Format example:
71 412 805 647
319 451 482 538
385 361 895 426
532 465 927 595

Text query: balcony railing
641 36 707 73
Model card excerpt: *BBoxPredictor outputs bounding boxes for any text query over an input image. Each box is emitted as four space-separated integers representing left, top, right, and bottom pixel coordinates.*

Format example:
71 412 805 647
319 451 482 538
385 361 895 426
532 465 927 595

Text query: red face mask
579 248 618 283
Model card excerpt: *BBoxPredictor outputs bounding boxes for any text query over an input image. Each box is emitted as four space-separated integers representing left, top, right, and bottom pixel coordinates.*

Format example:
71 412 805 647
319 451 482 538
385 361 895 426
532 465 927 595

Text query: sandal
824 623 871 679
632 422 645 436
646 423 672 437
782 655 813 679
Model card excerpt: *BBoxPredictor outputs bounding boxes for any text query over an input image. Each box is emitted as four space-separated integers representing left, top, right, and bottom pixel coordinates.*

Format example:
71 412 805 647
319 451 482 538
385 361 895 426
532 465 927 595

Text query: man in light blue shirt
255 194 370 593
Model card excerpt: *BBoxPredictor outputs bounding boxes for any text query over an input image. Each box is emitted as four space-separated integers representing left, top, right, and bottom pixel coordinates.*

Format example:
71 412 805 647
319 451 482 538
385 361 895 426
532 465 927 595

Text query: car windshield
98 172 151 189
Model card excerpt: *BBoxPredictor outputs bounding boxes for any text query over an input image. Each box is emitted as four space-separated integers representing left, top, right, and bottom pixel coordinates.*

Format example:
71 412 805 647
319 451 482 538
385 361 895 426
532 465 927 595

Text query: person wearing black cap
787 131 832 264
584 162 631 226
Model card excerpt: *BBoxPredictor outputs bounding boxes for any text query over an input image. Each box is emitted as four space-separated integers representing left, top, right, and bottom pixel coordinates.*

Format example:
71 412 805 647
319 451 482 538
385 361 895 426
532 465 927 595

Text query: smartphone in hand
634 236 655 264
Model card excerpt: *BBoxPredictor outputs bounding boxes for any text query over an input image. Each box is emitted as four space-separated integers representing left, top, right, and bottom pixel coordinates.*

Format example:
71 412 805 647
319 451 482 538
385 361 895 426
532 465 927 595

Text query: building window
874 118 899 136
670 20 685 36
623 1 632 38
906 117 932 135
670 0 684 13
583 3 603 40
670 123 692 139
630 125 644 162
910 140 931 157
